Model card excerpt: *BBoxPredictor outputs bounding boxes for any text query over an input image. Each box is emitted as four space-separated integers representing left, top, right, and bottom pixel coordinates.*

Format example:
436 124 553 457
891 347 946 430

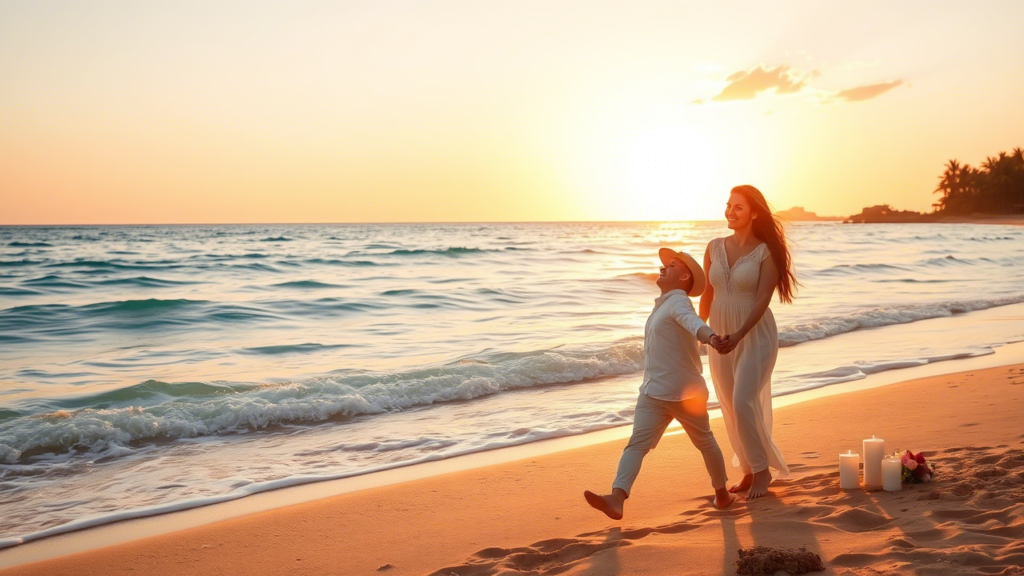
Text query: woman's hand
708 334 724 352
715 333 742 354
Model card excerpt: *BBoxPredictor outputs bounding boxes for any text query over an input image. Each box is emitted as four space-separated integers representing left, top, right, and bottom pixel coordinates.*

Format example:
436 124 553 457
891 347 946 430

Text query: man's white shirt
638 289 713 402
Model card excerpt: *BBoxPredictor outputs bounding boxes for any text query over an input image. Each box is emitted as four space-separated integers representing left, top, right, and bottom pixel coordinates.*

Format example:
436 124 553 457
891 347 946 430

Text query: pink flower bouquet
900 451 934 483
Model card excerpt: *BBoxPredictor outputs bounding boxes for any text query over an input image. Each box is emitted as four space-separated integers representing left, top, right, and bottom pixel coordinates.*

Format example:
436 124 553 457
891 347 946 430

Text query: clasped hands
708 333 739 354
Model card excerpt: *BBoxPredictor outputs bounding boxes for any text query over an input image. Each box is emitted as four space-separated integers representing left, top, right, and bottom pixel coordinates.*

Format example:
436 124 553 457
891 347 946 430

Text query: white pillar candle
862 435 885 488
882 457 902 492
839 450 860 489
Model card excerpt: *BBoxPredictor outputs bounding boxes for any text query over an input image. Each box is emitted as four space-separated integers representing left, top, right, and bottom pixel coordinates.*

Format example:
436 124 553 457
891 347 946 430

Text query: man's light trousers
612 391 728 496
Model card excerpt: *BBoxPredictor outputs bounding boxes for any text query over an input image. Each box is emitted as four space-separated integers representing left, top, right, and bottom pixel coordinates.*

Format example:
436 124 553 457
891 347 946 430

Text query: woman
700 185 797 500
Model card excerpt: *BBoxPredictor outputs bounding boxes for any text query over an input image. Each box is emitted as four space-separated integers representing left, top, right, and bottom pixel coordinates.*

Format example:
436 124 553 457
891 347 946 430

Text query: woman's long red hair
731 185 798 304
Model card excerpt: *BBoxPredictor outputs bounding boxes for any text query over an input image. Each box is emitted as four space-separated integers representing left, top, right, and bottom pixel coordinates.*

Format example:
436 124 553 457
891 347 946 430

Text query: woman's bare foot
746 469 772 500
584 489 625 520
713 487 736 509
728 474 753 493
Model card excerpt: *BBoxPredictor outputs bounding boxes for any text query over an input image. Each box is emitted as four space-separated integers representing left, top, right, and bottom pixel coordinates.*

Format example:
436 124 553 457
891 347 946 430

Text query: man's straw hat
658 248 706 296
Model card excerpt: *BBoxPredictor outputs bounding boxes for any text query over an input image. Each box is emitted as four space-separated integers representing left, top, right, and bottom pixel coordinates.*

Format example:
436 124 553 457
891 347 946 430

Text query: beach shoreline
3 341 1024 575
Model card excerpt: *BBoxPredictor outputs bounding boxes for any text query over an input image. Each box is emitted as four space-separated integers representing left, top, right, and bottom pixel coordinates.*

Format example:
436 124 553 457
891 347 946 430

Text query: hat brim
658 248 707 297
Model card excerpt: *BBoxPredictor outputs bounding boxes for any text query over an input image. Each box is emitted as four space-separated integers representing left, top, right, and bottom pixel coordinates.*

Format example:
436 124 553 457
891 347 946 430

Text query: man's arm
670 296 715 344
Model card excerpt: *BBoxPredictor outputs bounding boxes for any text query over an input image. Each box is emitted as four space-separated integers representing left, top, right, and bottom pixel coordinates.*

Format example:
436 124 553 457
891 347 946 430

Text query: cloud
702 63 905 105
828 80 904 102
711 65 820 102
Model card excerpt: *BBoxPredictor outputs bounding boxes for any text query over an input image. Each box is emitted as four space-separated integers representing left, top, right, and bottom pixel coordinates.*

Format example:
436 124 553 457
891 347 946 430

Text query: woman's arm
699 242 714 322
719 254 778 353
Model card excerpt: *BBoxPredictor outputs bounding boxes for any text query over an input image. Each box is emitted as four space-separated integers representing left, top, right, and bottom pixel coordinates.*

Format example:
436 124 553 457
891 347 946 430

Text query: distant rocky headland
844 205 932 223
775 207 844 222
843 205 1024 224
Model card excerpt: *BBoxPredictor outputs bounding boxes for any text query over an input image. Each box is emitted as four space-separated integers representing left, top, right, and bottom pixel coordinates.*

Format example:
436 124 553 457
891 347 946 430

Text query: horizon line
0 216 855 227
1 219 740 227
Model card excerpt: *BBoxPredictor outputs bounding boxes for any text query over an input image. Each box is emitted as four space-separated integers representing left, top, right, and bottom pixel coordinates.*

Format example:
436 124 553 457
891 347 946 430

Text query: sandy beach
2 359 1022 576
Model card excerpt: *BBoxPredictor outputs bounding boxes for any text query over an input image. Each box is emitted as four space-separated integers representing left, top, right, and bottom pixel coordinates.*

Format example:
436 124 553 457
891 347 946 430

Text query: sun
622 126 725 221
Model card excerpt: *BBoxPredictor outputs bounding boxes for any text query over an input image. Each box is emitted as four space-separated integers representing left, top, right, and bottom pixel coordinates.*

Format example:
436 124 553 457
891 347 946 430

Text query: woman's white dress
708 238 789 477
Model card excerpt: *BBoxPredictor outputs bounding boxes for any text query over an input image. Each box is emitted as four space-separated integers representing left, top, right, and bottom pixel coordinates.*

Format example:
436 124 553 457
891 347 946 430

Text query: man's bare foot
728 474 753 494
713 487 736 509
584 489 624 520
746 469 772 500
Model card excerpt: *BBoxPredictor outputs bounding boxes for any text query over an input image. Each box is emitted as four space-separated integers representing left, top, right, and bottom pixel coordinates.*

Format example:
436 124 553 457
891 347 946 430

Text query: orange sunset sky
2 1 1023 224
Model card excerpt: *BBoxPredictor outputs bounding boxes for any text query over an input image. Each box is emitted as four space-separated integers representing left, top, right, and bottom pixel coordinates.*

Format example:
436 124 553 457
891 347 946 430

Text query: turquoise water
1 222 1023 544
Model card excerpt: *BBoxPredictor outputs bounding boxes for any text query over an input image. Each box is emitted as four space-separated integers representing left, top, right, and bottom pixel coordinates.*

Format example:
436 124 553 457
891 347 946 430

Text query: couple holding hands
585 185 798 518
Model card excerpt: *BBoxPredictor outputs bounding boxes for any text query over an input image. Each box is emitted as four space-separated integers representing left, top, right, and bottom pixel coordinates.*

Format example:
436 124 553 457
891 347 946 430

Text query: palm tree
934 159 964 213
981 156 1000 211
934 148 1024 214
983 153 1019 212
1012 148 1024 211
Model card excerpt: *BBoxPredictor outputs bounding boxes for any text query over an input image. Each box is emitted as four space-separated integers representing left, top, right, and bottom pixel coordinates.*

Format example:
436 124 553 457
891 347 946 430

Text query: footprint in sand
429 447 1024 576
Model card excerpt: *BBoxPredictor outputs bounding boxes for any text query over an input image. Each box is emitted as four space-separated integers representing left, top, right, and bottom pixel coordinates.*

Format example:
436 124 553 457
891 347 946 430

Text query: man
584 248 734 519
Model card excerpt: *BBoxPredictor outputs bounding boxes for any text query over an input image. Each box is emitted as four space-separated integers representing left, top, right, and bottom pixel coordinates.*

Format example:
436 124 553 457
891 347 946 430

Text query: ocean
1 221 1023 545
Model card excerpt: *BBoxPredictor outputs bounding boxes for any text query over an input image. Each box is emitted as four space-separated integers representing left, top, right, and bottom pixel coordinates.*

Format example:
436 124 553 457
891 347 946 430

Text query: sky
2 1 1023 224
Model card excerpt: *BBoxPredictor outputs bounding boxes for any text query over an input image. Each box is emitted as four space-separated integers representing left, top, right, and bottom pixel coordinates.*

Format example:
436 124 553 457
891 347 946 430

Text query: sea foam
0 341 644 464
779 295 1024 346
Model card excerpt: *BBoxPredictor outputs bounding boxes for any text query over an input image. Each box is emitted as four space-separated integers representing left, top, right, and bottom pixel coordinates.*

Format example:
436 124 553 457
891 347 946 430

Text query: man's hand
710 334 737 354
715 334 740 354
709 334 726 353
